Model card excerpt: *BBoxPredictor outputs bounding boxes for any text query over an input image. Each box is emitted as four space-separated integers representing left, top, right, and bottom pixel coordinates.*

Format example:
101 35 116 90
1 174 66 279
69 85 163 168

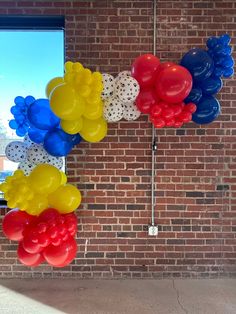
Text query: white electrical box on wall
148 225 158 236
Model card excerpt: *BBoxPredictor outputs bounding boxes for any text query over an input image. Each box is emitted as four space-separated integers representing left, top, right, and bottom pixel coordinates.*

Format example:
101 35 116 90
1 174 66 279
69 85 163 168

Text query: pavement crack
172 279 188 314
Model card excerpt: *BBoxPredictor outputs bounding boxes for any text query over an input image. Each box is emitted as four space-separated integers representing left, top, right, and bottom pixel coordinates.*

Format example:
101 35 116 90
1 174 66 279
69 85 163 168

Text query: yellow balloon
92 71 103 81
60 171 67 185
26 194 49 216
48 184 81 214
83 69 92 85
50 84 85 120
64 61 74 73
77 84 91 98
80 117 107 143
29 164 62 195
83 101 103 120
45 77 64 98
86 93 102 106
73 62 83 72
60 118 83 134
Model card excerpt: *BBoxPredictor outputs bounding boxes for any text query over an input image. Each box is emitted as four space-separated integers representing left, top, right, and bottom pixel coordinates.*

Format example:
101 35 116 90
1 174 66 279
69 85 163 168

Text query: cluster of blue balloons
180 34 233 125
9 96 35 137
9 96 82 157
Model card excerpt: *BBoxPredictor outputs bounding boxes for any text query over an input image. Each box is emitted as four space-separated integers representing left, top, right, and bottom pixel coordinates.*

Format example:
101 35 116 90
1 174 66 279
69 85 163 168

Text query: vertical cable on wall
151 0 157 227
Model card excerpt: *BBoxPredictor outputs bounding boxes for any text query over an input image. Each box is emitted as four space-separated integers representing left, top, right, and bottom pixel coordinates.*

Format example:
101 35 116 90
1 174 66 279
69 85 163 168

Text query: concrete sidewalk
0 279 235 314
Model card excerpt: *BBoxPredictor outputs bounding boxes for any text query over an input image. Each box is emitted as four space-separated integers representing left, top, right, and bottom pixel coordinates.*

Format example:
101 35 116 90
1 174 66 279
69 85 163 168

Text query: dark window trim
0 200 7 206
0 15 65 30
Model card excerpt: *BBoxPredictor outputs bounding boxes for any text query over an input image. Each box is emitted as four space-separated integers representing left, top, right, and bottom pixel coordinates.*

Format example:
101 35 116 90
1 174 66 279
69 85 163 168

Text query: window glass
0 30 64 196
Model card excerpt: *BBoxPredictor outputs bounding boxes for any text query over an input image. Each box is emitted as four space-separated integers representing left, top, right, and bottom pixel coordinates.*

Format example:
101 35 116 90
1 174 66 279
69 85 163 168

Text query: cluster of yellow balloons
0 164 81 216
46 61 108 143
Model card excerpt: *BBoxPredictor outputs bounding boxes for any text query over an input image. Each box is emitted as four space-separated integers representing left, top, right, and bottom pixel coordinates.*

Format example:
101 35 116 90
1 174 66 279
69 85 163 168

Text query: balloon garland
1 34 234 267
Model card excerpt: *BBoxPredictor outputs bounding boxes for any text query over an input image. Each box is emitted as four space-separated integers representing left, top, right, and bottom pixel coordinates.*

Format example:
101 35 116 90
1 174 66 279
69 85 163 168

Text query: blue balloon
16 126 28 137
219 34 231 46
14 96 25 105
71 134 82 146
223 67 234 78
25 96 35 106
200 76 223 96
184 87 202 104
28 127 48 144
9 119 18 130
206 36 218 49
44 128 73 157
180 48 214 81
221 55 234 68
213 66 224 77
192 96 220 124
27 99 60 131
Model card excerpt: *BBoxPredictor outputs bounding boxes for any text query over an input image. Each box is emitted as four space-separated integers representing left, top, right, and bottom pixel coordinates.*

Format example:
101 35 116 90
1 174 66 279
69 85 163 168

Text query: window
0 16 65 203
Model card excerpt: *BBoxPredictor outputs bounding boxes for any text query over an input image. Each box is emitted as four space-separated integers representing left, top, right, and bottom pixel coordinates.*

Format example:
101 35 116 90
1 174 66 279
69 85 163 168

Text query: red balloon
131 54 160 88
157 61 175 73
22 235 43 254
155 65 193 103
135 88 158 114
184 102 197 113
153 117 165 128
165 118 175 127
17 242 44 267
162 108 174 120
43 236 77 267
63 213 78 237
38 208 60 223
172 104 183 116
2 209 35 241
174 119 184 128
151 105 162 118
179 111 192 123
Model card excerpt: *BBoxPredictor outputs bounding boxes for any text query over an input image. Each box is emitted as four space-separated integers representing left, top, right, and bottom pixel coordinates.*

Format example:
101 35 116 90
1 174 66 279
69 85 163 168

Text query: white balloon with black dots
115 76 140 103
101 73 115 100
123 102 141 121
27 143 49 165
5 141 28 163
103 96 124 122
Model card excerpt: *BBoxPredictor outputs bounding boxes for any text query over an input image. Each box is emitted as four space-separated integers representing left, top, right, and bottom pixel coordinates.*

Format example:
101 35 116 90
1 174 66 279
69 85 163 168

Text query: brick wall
0 0 235 278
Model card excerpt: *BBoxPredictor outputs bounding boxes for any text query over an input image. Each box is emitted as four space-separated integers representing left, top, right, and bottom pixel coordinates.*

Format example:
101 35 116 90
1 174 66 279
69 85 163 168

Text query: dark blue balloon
16 126 28 137
180 48 214 81
221 55 234 68
28 127 48 144
218 34 231 46
184 87 202 104
200 76 223 96
44 128 73 157
71 134 82 146
28 99 60 131
223 67 234 78
213 66 224 77
192 96 220 124
206 36 218 49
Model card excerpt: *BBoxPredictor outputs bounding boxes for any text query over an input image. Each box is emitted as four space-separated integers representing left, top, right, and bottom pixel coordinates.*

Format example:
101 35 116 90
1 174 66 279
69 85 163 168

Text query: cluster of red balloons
2 208 77 267
132 55 197 128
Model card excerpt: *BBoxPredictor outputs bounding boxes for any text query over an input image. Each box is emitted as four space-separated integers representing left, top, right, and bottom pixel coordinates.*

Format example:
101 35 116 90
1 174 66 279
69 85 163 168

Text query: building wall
0 0 235 278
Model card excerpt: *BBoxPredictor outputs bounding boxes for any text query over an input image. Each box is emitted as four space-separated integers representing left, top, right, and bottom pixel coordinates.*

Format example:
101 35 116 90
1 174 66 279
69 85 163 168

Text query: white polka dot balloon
5 141 28 163
47 155 64 170
115 71 131 83
101 73 115 100
23 134 35 147
27 143 49 165
18 160 35 176
123 102 141 121
115 76 140 103
103 96 124 122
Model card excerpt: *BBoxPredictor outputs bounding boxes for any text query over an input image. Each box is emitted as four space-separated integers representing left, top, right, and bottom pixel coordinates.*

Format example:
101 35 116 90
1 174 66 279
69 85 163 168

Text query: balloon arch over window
1 34 234 267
